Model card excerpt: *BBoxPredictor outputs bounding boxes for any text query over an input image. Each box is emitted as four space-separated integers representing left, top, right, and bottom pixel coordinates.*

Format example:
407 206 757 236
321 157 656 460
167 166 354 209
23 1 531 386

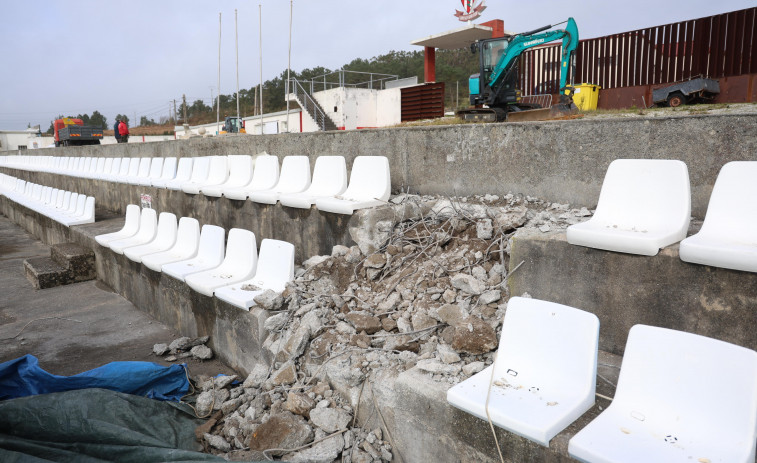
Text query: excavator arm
488 17 578 96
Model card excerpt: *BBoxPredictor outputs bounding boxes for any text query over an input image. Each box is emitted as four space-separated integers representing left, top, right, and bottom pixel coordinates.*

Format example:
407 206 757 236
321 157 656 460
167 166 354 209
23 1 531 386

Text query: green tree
140 116 157 126
115 114 130 126
89 110 107 128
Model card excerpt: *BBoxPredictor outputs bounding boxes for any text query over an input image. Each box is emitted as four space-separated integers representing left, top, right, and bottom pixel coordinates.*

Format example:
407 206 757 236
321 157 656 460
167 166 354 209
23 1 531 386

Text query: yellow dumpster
571 83 601 111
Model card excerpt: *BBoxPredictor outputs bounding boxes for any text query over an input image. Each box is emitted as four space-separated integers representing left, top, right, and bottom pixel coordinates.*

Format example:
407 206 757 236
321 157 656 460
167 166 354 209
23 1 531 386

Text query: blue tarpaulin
0 354 190 401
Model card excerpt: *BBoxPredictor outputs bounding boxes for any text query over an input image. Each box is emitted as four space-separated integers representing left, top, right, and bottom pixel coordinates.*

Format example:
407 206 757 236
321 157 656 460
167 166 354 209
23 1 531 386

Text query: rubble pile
153 335 214 362
189 194 593 461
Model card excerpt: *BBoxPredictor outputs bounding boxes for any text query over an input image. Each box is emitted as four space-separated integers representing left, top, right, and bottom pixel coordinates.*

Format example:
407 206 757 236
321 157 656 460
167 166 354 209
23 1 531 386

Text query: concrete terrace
1 110 756 462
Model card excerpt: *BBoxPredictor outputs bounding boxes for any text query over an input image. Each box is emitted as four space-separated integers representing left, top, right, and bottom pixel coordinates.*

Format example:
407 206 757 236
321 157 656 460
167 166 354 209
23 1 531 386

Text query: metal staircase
287 78 339 131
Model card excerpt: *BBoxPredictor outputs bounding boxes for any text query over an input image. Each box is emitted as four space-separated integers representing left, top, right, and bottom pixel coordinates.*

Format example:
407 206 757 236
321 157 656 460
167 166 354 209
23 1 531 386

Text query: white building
0 128 54 151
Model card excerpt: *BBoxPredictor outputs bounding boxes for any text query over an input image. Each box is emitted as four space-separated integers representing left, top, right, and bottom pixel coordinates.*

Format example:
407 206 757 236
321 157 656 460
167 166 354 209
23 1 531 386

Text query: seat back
196 224 226 265
72 194 87 217
495 297 599 395
307 156 348 197
54 190 65 208
133 208 158 241
173 158 194 182
135 157 151 178
153 212 178 248
102 158 113 176
173 217 201 254
159 157 178 180
205 156 230 185
342 156 391 202
126 158 141 177
698 161 757 243
147 158 165 180
591 159 690 234
248 155 280 190
276 156 311 193
188 157 211 183
80 196 95 221
219 228 258 276
121 204 141 235
60 191 71 211
94 158 106 175
614 325 757 448
225 155 254 185
254 239 295 291
65 193 79 214
81 157 92 174
116 158 131 178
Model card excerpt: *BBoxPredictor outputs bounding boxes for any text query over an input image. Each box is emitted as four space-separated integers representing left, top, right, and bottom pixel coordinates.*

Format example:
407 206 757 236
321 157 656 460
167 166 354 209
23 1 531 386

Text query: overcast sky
0 0 753 130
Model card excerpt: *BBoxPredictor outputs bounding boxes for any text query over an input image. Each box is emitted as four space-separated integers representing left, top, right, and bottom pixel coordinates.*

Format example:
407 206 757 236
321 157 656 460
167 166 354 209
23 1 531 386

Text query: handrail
287 77 330 131
298 70 399 92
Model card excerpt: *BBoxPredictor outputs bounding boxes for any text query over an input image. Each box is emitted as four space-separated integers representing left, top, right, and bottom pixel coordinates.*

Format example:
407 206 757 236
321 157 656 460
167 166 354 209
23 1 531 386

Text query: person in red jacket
118 120 129 143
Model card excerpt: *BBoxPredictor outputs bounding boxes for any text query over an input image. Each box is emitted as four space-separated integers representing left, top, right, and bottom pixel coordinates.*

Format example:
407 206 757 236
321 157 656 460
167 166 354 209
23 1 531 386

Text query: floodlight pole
286 0 293 133
235 9 240 123
258 4 263 132
217 12 222 136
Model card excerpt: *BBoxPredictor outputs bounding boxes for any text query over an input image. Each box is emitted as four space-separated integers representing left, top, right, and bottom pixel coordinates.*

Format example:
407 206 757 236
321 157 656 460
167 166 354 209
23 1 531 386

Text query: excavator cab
221 117 245 134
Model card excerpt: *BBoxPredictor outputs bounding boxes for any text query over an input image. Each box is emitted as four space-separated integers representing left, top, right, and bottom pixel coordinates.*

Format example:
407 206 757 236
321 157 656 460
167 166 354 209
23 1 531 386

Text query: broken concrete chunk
284 391 316 417
463 361 486 376
152 343 168 356
191 345 213 360
363 253 387 269
450 273 485 295
303 255 330 269
247 412 314 456
436 304 469 326
416 359 462 375
450 317 498 354
253 290 283 311
331 245 350 257
345 312 382 334
479 289 501 305
437 343 461 364
243 363 270 388
476 219 494 240
204 432 231 452
271 361 297 386
309 407 352 433
264 312 289 332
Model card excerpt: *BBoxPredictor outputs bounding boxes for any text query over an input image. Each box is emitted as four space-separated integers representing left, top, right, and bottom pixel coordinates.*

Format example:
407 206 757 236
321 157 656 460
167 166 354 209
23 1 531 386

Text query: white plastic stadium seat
182 156 228 194
202 155 253 197
95 204 141 246
161 224 225 281
223 154 279 200
123 212 178 263
215 239 295 310
142 217 201 272
184 228 258 297
569 325 757 463
133 157 164 186
61 196 95 226
158 157 193 189
280 156 348 209
106 157 131 182
171 157 210 191
249 155 311 204
151 157 177 187
447 297 599 447
315 156 391 214
679 161 757 273
108 208 158 255
566 159 690 256
127 157 153 185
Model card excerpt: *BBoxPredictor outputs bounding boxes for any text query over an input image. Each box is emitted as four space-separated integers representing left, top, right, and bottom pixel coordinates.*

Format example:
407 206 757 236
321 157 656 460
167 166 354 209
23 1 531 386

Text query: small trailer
652 77 720 108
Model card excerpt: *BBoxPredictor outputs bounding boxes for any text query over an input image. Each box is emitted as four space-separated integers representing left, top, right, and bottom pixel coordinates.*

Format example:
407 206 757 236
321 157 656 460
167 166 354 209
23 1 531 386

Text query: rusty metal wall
518 7 757 107
401 83 445 122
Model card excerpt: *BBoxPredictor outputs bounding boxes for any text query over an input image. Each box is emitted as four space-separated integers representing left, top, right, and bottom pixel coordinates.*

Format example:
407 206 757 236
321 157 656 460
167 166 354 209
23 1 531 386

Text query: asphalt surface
0 214 234 379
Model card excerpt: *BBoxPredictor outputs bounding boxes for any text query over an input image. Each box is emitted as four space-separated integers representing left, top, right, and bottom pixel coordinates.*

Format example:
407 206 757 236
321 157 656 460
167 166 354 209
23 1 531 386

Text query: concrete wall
6 112 756 218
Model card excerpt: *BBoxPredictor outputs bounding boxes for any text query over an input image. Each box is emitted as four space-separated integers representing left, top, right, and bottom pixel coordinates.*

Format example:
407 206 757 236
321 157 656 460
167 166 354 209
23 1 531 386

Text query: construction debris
185 193 593 461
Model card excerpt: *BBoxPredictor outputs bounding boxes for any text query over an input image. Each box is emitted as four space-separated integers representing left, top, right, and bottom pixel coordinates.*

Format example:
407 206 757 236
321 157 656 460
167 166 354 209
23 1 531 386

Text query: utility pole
182 94 187 125
258 4 263 130
217 12 222 136
235 9 240 123
286 0 293 133
173 99 178 125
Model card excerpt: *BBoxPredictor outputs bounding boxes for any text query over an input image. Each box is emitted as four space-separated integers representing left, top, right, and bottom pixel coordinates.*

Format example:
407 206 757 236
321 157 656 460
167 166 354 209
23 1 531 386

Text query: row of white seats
94 205 294 310
566 160 757 273
0 154 392 215
0 174 94 226
447 296 757 462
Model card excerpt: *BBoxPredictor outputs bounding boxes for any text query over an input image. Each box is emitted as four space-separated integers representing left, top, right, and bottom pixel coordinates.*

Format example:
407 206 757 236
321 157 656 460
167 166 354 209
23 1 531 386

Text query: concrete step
23 256 68 289
23 242 95 290
51 242 96 282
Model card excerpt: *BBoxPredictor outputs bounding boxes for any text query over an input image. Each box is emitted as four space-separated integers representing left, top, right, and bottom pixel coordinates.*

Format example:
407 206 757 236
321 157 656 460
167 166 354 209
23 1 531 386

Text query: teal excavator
458 17 579 122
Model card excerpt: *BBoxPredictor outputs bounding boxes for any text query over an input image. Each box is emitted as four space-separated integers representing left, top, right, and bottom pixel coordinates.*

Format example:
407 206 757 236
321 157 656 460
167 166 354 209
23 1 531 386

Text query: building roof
411 24 494 50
